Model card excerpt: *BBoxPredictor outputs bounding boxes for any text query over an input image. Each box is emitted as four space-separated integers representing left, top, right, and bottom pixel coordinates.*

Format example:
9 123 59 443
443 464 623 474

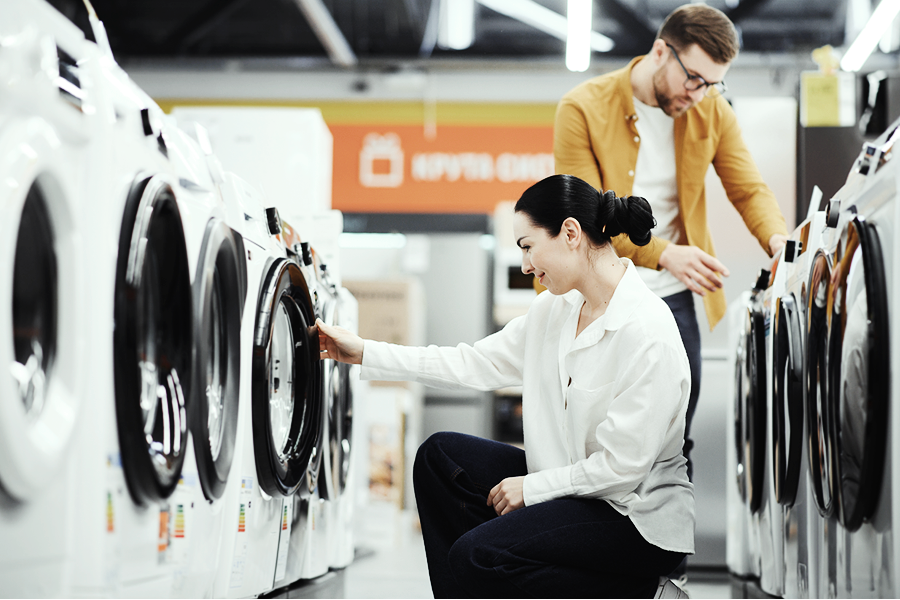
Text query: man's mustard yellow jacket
554 56 787 330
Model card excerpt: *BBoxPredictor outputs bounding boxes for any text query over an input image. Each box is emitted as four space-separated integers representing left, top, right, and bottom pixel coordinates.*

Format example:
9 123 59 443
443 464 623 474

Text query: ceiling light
566 0 592 72
841 0 900 72
477 0 613 53
438 0 476 50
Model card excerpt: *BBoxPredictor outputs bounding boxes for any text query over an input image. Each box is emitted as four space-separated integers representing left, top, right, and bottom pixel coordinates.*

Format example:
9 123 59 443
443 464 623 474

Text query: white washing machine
827 129 895 598
329 286 360 571
801 127 898 599
65 36 201 596
726 269 768 584
773 197 828 599
760 249 789 597
210 172 321 597
159 121 249 598
0 2 95 594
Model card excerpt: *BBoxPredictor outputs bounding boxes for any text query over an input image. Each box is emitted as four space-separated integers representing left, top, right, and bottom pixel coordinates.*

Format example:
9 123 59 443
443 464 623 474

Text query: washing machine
156 120 248 598
61 30 208 595
803 126 898 599
0 2 96 594
830 128 895 598
726 269 769 583
273 220 333 588
209 172 322 597
329 286 360 571
773 194 828 599
759 249 789 597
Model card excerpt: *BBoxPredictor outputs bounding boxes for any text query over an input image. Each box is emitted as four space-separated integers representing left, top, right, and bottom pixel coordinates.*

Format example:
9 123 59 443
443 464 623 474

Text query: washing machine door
319 293 353 501
114 175 193 505
251 258 321 498
191 219 247 501
736 299 767 513
0 121 87 501
773 293 804 506
827 216 889 531
805 249 837 517
334 361 353 493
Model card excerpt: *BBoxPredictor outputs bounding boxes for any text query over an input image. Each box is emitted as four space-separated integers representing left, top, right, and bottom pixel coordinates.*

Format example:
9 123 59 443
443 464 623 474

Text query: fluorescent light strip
566 0 592 72
439 0 476 50
477 0 614 53
841 0 900 72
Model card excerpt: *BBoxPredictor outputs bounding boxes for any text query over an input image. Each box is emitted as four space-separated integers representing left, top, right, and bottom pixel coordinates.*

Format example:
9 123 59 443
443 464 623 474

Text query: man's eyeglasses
666 43 727 95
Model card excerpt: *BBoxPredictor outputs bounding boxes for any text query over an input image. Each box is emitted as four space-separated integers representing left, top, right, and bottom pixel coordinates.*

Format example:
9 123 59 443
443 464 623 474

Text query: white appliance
210 172 321 597
168 106 333 216
0 2 94 594
773 195 828 599
759 249 788 597
68 51 198 595
161 122 248 598
820 129 896 598
726 271 768 583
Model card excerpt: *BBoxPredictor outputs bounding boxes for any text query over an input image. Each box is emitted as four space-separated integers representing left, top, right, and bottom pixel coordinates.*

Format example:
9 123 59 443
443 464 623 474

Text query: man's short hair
657 4 740 65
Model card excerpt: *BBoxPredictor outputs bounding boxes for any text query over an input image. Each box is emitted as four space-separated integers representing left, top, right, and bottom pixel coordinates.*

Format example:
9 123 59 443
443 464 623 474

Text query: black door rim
251 258 321 498
113 175 193 505
191 219 247 501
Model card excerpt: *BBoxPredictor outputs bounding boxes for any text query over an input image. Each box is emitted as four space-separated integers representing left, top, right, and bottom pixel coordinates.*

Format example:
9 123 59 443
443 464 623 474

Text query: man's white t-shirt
631 96 688 298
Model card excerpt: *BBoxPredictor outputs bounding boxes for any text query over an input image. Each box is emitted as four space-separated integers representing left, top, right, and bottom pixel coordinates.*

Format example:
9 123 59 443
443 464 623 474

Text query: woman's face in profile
513 212 574 295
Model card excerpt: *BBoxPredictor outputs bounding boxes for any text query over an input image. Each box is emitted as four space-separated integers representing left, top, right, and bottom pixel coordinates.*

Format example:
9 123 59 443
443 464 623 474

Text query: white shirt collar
561 258 646 336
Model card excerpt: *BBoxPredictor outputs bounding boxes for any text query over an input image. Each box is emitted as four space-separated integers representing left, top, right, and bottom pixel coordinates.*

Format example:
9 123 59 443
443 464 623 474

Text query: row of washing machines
726 116 900 598
0 1 358 597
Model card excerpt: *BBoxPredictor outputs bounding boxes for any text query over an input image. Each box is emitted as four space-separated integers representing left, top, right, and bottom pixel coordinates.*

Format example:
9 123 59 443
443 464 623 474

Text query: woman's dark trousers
412 432 685 598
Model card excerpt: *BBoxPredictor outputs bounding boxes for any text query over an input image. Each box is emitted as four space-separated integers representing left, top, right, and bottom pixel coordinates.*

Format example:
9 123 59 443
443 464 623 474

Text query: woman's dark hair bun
598 191 655 247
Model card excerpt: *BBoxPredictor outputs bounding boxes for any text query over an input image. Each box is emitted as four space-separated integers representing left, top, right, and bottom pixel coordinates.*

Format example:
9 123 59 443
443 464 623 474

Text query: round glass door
192 221 244 501
270 300 297 461
805 250 837 517
828 217 889 531
11 186 57 423
773 293 804 506
114 176 192 504
252 259 321 498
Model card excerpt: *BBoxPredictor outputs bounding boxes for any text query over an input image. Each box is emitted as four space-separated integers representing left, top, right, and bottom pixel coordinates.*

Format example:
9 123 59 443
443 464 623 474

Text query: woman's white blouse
359 259 695 553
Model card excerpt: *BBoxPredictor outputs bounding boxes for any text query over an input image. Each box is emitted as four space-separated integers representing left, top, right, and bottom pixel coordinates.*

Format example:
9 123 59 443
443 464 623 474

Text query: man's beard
652 68 693 118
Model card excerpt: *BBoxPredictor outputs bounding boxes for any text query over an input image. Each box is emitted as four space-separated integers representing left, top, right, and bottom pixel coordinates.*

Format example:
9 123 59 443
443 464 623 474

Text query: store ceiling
54 0 847 65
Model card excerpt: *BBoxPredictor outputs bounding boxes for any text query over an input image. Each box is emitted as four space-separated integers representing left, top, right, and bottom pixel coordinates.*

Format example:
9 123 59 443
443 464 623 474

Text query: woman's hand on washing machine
487 476 525 516
316 319 364 364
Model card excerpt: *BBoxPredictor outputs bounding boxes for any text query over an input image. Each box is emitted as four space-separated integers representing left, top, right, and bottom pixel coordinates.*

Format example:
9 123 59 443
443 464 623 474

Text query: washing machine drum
827 216 889 531
191 220 247 501
773 293 804 506
805 249 838 517
251 258 321 498
114 176 193 505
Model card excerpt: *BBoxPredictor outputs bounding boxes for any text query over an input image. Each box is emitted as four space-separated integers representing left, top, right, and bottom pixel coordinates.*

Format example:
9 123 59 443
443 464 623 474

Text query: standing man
554 3 788 482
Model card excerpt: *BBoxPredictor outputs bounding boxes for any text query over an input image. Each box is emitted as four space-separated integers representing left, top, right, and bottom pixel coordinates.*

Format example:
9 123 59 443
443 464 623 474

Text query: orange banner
331 124 553 214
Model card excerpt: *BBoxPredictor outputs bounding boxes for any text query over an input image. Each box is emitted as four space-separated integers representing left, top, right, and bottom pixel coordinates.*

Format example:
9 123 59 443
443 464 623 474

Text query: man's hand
658 244 730 297
768 233 788 256
487 476 525 516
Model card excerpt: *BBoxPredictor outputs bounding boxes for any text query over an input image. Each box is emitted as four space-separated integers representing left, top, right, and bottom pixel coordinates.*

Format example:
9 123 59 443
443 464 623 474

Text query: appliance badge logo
359 133 404 189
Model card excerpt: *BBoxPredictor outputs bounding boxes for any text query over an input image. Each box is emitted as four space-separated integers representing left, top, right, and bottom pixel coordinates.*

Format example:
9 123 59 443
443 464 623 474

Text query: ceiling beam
162 0 252 53
290 0 358 67
723 0 773 24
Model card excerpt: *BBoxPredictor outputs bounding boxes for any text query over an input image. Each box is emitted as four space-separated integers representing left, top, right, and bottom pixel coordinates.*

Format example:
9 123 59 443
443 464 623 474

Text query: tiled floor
267 509 738 599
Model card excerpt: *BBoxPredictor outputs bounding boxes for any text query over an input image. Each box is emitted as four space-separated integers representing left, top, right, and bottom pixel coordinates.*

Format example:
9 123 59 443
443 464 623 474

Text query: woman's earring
602 225 607 233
